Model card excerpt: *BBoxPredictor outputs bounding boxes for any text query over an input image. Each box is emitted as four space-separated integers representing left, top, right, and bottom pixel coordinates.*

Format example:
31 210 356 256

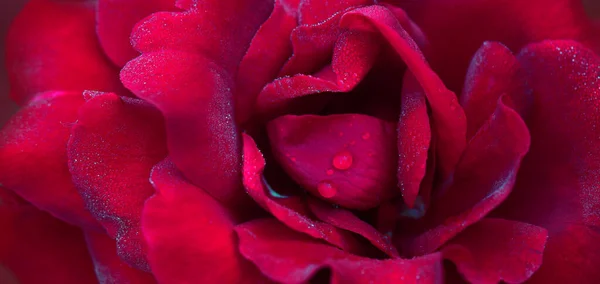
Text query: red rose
2 0 600 283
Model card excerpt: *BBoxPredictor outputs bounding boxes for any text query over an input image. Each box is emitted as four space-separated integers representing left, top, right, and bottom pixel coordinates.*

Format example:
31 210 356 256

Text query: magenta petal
130 0 273 73
6 0 122 105
268 114 397 209
69 92 168 270
298 0 372 25
0 189 97 284
97 0 176 67
236 218 443 284
398 0 595 93
236 0 299 125
122 51 248 207
307 198 399 258
85 232 156 284
497 41 600 283
401 98 530 256
341 5 467 180
0 91 99 230
397 72 431 208
460 42 525 139
142 159 269 283
442 218 547 284
242 134 365 253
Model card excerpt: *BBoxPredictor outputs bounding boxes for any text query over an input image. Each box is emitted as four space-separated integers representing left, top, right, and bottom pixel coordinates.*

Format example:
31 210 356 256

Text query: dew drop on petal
332 151 353 170
317 181 337 198
326 169 334 176
362 132 371 140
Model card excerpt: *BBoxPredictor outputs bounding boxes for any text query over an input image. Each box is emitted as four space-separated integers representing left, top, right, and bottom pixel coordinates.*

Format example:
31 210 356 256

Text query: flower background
0 0 599 127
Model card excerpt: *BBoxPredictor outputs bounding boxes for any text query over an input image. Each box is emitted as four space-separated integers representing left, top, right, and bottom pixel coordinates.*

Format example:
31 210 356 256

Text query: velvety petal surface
6 0 122 105
497 41 600 283
0 91 99 229
397 72 431 208
236 0 300 124
142 159 269 284
442 218 548 284
0 188 98 284
130 0 273 73
268 114 397 209
298 0 372 25
242 133 365 253
399 98 530 256
340 5 467 180
460 42 527 139
307 198 399 258
395 0 596 93
85 232 156 284
236 218 443 284
122 51 248 207
96 0 176 66
68 92 168 270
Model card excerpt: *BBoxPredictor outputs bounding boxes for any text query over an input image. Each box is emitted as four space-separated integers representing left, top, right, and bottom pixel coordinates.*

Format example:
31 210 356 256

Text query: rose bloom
1 0 600 283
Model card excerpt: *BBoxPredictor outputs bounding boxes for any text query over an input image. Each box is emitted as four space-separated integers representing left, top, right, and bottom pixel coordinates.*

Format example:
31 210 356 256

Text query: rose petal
142 159 269 283
460 41 527 139
442 218 548 284
130 0 273 73
121 51 248 208
0 188 97 284
307 198 400 258
236 0 300 125
267 114 397 209
396 0 596 93
68 92 168 270
255 18 381 121
340 5 467 180
242 133 365 253
85 232 157 284
96 0 176 66
497 40 600 283
298 0 372 25
236 218 443 284
397 71 431 208
6 0 122 105
0 91 99 229
399 98 530 256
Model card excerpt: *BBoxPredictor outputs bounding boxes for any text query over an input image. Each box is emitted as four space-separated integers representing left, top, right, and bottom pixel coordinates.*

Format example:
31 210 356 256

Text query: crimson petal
396 0 596 94
0 189 97 284
460 42 527 139
236 0 300 125
340 5 467 180
442 218 547 284
68 92 168 270
142 159 269 283
298 0 372 25
96 0 177 67
236 218 443 284
130 0 273 73
85 232 157 284
397 72 431 208
307 198 399 258
122 51 248 207
242 133 365 253
6 0 122 105
497 41 600 283
400 98 530 256
0 91 99 229
268 114 397 209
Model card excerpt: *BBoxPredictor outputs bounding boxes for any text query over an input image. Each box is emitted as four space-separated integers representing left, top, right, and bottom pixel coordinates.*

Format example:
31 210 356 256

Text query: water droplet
290 157 297 162
332 151 353 170
326 169 334 176
317 181 337 198
362 132 371 140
